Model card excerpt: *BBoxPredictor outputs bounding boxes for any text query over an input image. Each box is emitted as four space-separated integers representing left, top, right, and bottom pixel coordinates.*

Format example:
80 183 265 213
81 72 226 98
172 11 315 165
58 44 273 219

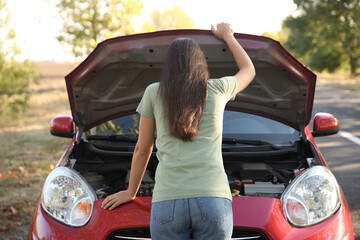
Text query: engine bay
69 140 312 199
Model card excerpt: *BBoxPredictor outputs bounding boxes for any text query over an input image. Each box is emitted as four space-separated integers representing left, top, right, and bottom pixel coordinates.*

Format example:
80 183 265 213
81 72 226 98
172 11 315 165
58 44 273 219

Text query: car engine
69 140 309 199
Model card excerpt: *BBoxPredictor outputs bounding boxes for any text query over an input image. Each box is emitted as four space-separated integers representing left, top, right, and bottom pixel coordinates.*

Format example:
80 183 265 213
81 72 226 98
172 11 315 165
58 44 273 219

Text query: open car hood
65 29 316 131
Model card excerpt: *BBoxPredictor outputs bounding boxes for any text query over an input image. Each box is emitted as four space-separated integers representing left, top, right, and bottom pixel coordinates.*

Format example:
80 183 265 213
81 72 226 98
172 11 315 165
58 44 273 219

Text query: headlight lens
41 166 97 227
281 166 341 227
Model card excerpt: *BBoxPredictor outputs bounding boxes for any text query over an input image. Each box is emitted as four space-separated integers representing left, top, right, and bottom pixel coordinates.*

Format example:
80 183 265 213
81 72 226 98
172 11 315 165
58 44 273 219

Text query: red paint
29 196 354 240
313 112 339 131
50 115 74 133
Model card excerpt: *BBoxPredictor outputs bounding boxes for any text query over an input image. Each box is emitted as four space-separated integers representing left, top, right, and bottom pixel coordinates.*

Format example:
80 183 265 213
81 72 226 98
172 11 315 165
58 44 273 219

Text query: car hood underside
65 29 316 131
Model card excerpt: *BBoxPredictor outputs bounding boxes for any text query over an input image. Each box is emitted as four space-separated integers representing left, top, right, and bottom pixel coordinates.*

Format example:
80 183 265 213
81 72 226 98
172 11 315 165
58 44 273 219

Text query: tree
0 0 39 117
283 0 360 76
56 0 144 60
262 30 288 46
141 5 195 32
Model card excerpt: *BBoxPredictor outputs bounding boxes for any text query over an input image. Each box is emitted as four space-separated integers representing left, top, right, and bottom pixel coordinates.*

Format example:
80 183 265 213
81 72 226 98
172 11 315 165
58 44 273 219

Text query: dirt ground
0 62 73 240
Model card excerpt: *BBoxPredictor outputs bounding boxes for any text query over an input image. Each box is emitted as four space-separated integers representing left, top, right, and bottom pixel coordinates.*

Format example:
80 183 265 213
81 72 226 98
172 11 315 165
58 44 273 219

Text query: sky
6 0 297 62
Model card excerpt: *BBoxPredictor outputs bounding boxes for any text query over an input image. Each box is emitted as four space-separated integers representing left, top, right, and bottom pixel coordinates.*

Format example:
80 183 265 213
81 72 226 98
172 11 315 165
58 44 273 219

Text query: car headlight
41 166 97 227
281 166 341 227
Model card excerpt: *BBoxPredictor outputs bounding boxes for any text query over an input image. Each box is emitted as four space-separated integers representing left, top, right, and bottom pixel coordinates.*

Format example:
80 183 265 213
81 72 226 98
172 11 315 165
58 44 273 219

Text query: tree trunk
349 56 358 78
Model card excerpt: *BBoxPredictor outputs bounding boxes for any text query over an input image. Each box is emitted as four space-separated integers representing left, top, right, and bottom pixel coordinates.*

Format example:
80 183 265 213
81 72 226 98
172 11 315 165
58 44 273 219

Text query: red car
29 29 354 240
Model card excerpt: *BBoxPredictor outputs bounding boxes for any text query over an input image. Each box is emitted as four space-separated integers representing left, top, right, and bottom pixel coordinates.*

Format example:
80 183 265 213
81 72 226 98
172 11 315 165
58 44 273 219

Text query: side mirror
50 115 75 138
312 112 339 137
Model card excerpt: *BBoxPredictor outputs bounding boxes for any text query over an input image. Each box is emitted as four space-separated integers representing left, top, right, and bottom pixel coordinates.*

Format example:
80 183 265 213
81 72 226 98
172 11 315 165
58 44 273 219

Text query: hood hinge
74 111 85 144
300 127 307 142
300 125 310 157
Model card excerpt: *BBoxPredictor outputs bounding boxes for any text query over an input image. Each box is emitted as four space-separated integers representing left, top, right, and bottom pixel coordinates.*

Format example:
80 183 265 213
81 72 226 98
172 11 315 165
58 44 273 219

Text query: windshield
87 114 139 137
86 111 299 143
222 111 299 143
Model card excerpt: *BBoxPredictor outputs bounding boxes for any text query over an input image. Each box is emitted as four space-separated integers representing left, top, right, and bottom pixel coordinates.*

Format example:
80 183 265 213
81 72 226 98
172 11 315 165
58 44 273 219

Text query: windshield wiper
87 135 138 143
222 138 282 150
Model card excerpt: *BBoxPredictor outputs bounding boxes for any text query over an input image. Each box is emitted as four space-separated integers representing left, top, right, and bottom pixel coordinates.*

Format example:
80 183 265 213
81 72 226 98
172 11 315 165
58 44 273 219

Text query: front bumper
29 196 354 240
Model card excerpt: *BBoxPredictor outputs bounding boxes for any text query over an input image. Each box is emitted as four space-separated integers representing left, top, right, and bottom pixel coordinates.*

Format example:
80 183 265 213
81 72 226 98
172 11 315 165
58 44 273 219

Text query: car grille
107 228 269 240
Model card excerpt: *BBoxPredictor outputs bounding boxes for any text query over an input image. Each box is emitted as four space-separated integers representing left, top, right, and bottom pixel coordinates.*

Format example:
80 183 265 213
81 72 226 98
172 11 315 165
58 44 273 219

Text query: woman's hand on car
101 190 135 210
211 22 234 41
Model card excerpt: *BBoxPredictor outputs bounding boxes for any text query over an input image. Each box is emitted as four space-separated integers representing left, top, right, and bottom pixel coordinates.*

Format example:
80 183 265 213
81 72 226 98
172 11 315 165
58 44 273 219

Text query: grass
317 72 360 91
0 62 73 240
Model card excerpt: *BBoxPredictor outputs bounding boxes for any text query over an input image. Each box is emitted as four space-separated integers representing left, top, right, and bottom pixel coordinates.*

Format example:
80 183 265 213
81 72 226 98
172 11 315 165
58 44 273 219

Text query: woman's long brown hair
159 38 209 141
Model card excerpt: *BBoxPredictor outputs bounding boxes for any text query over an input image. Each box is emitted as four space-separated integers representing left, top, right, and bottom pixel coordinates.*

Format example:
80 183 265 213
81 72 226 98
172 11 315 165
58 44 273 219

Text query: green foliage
89 115 139 137
283 0 360 76
56 0 144 60
128 114 139 135
262 29 289 45
0 0 39 117
95 120 124 135
141 5 195 32
57 1 195 59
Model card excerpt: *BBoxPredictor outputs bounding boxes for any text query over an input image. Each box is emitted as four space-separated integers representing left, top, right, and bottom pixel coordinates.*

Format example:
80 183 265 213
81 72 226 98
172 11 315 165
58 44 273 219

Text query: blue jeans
150 197 233 240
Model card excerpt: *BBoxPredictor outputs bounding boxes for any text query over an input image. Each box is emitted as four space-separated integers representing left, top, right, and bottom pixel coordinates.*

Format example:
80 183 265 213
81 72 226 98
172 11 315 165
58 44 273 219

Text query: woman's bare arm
211 22 256 93
101 115 155 210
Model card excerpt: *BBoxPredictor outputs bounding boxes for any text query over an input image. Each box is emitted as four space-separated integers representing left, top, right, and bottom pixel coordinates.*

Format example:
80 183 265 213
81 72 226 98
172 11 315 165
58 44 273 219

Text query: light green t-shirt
136 76 238 203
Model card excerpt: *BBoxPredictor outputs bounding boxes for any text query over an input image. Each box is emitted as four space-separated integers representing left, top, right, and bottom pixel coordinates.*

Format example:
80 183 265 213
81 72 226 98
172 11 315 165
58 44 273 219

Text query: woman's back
136 77 238 202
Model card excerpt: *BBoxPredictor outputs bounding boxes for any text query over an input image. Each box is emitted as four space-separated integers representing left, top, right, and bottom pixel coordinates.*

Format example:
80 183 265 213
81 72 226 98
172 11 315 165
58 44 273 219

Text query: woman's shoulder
147 82 160 90
208 76 236 84
208 76 236 89
144 82 160 95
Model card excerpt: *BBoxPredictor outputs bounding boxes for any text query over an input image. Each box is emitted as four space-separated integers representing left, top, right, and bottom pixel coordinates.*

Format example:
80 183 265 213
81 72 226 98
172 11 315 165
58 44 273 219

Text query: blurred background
0 0 359 239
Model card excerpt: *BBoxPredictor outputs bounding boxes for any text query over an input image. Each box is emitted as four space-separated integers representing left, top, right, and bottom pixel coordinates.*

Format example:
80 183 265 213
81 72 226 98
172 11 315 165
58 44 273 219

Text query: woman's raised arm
211 22 256 93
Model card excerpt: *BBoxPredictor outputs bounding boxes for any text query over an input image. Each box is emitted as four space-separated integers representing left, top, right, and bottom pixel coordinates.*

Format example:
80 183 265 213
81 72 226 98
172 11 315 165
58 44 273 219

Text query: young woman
101 22 255 239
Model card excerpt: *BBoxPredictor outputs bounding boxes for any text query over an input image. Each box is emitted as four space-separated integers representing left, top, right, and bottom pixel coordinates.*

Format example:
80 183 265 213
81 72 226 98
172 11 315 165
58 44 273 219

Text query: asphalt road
311 83 360 239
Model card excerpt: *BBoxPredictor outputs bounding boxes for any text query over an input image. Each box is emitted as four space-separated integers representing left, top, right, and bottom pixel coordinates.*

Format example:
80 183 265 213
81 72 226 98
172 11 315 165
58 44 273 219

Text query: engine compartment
68 140 312 199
